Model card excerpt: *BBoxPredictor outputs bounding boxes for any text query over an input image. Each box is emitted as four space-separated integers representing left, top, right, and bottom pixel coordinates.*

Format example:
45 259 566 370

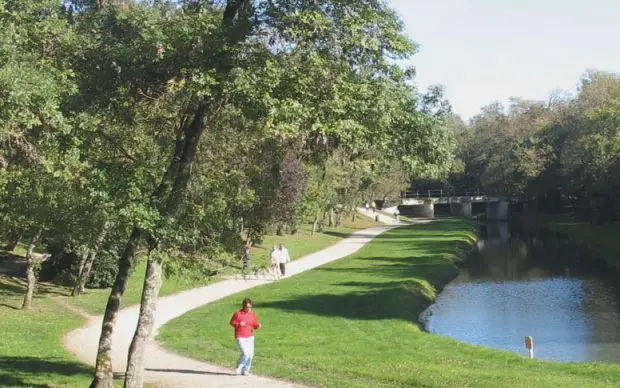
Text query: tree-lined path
64 220 405 387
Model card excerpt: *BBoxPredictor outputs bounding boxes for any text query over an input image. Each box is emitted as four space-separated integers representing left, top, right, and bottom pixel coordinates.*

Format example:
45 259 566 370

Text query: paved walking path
64 220 402 387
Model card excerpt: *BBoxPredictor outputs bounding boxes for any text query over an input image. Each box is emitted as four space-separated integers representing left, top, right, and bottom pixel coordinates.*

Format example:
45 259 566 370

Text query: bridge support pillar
486 199 509 221
423 199 434 218
450 200 472 218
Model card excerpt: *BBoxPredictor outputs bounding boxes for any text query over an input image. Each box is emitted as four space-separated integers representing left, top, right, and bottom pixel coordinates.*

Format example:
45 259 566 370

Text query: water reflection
422 222 620 363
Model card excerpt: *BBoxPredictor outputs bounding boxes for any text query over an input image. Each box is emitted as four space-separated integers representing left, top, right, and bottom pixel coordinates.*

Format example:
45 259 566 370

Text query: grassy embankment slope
0 216 377 387
159 219 620 387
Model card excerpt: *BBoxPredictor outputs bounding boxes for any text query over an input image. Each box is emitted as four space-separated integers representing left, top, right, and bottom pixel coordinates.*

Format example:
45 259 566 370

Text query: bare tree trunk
124 256 162 388
72 248 90 297
119 109 206 388
90 227 141 388
7 229 22 251
311 214 320 235
74 221 113 296
22 261 36 310
328 208 335 227
22 230 42 310
90 108 206 387
115 2 252 386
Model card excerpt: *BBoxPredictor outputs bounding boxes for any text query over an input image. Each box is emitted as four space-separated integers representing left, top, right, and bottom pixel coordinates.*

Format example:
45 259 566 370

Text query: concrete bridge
396 190 510 220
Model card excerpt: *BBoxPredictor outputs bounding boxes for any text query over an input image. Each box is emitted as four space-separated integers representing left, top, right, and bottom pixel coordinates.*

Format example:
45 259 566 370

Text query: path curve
64 221 402 387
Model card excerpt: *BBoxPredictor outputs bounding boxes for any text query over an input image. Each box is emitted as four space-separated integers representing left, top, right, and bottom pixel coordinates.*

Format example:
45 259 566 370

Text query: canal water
421 222 620 363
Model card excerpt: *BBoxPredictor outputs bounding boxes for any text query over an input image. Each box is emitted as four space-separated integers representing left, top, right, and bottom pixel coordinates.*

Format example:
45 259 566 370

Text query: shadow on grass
0 278 24 295
323 230 352 239
0 276 71 309
146 368 236 376
316 256 455 282
0 251 26 277
0 356 92 387
261 222 474 322
260 281 432 323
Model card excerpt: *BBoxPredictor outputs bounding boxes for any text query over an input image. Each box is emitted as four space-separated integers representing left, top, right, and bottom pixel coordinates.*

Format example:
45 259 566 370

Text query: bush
163 246 232 281
39 239 120 289
39 241 78 286
85 248 119 289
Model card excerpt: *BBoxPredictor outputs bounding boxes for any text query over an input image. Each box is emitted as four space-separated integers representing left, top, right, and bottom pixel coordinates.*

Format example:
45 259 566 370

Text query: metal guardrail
400 189 484 199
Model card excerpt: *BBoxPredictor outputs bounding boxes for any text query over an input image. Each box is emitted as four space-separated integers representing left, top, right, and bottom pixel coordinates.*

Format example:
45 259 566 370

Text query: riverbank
514 213 620 270
159 218 620 387
0 216 377 386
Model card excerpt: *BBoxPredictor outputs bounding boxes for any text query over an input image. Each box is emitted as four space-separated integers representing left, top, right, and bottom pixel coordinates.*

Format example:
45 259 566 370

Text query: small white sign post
525 336 534 359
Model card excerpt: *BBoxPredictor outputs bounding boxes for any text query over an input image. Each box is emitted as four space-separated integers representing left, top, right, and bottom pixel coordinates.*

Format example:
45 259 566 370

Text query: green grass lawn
0 277 95 387
158 219 620 388
0 215 378 386
516 213 620 270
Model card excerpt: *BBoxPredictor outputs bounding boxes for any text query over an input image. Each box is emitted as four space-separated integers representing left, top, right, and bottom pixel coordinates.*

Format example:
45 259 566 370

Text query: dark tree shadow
316 254 456 282
1 275 70 295
0 251 26 277
0 278 24 295
146 368 236 376
261 286 422 322
261 221 474 322
323 231 352 239
260 275 449 323
0 356 92 387
0 374 49 388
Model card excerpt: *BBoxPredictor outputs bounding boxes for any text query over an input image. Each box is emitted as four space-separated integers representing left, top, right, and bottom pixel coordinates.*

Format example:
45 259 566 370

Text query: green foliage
446 70 620 222
0 0 457 296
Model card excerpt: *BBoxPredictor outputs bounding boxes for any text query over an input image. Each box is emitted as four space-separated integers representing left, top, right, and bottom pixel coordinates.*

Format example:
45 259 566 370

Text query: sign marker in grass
525 336 535 359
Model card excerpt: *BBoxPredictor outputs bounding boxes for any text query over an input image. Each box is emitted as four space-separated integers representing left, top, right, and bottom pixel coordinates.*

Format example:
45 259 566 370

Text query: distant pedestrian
365 202 369 212
230 298 261 376
371 201 376 213
394 209 400 222
278 243 290 276
270 246 281 281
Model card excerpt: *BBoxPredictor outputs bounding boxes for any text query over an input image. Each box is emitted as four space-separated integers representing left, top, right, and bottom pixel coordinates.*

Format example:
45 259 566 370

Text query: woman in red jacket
230 298 261 375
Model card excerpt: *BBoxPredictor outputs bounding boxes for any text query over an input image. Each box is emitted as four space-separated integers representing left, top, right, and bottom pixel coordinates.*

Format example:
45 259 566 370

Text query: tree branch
96 129 137 162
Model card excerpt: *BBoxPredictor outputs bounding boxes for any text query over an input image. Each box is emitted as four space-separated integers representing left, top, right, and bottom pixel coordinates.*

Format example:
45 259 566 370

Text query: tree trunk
352 210 357 222
91 79 206 388
21 230 42 310
7 229 22 251
22 260 36 310
74 221 113 296
72 248 90 297
124 256 162 388
119 108 207 388
335 212 341 227
311 214 320 235
96 2 252 386
90 227 141 388
328 208 335 227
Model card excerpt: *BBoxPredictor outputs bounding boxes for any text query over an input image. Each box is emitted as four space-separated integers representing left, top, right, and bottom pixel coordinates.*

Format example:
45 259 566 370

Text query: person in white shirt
270 246 281 281
278 244 290 276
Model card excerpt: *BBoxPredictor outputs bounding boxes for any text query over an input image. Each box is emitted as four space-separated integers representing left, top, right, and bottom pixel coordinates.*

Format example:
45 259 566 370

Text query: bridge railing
400 189 485 199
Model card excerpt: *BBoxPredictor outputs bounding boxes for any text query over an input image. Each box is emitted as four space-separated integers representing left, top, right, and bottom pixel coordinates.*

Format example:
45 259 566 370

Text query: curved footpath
65 213 405 387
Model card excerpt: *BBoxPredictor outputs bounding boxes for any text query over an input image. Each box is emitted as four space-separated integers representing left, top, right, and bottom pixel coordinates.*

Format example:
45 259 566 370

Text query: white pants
270 263 280 280
236 336 255 372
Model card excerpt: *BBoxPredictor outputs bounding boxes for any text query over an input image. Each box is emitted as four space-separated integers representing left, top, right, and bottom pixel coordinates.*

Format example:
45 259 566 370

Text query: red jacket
230 309 260 338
